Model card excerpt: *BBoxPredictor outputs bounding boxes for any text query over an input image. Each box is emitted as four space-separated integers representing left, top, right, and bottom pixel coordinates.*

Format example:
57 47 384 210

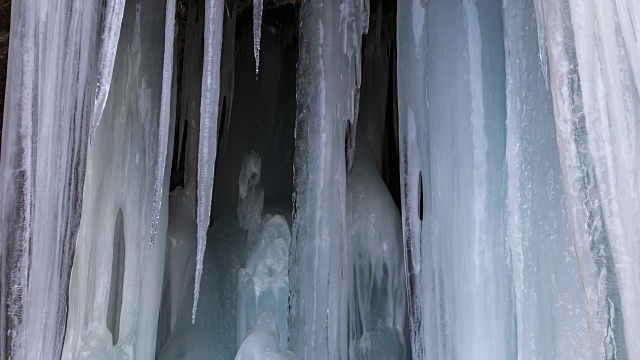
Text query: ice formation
346 138 407 359
2 0 640 359
235 313 297 360
288 1 369 358
194 0 225 323
253 0 264 75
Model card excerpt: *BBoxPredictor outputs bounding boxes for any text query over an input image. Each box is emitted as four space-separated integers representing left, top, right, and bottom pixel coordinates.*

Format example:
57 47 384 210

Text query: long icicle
253 0 263 75
88 0 126 140
150 0 177 247
193 0 225 323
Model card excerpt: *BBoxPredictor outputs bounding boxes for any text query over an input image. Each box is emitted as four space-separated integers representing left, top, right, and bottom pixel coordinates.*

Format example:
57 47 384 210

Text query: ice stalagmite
253 0 263 75
502 1 590 358
0 0 101 358
535 0 640 357
194 0 225 323
61 0 174 358
289 0 368 359
151 0 178 247
89 0 127 140
397 0 515 358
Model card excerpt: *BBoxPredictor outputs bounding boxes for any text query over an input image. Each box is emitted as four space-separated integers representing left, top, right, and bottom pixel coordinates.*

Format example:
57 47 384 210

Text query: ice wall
534 0 640 357
0 0 101 358
288 0 368 358
503 1 591 358
61 0 175 358
397 0 515 358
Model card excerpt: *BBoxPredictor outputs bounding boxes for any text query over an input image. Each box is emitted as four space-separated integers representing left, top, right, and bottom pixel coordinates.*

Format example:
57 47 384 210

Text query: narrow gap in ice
193 0 225 323
253 0 264 75
106 209 126 345
90 0 127 140
151 0 178 247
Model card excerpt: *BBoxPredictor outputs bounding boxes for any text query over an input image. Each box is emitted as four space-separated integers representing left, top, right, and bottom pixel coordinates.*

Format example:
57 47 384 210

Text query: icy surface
503 1 590 358
346 138 407 359
194 0 225 323
397 0 515 358
253 0 264 75
236 216 291 349
89 0 127 140
0 0 101 358
235 313 297 360
289 0 368 358
61 0 174 358
151 0 177 247
535 0 640 356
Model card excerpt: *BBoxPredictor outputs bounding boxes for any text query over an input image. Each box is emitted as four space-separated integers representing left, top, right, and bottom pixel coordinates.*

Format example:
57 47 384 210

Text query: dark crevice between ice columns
157 0 405 357
107 209 126 345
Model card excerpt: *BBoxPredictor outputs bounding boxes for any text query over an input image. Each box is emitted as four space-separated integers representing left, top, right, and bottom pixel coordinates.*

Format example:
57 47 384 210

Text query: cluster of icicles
1 0 639 359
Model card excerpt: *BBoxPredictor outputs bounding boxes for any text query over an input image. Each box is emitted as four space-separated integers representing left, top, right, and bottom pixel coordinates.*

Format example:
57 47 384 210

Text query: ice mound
235 313 297 360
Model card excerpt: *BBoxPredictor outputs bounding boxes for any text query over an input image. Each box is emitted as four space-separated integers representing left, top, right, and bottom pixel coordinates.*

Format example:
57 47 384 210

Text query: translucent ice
534 0 640 356
194 0 225 323
235 313 297 360
346 138 407 359
289 1 368 358
503 1 590 358
397 0 515 357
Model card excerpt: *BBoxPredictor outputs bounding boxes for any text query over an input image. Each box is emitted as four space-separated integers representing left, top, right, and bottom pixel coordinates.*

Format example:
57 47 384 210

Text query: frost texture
193 0 225 323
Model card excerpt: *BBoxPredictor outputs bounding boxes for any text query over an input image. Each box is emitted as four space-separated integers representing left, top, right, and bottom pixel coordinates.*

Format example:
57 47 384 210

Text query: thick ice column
61 0 174 358
193 0 225 323
502 1 590 358
397 0 515 358
537 0 640 356
289 1 367 359
0 0 101 358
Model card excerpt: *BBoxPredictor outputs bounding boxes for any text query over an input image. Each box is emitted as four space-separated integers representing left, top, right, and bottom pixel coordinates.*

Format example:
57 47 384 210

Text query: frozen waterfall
1 0 639 359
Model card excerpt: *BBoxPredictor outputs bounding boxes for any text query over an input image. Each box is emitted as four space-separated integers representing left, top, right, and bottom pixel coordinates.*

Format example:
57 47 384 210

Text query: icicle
253 0 263 75
89 0 127 140
150 0 177 248
532 0 548 84
193 0 225 323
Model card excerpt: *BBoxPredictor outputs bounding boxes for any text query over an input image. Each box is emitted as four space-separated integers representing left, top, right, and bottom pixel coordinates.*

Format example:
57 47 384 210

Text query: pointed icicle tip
253 0 263 75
